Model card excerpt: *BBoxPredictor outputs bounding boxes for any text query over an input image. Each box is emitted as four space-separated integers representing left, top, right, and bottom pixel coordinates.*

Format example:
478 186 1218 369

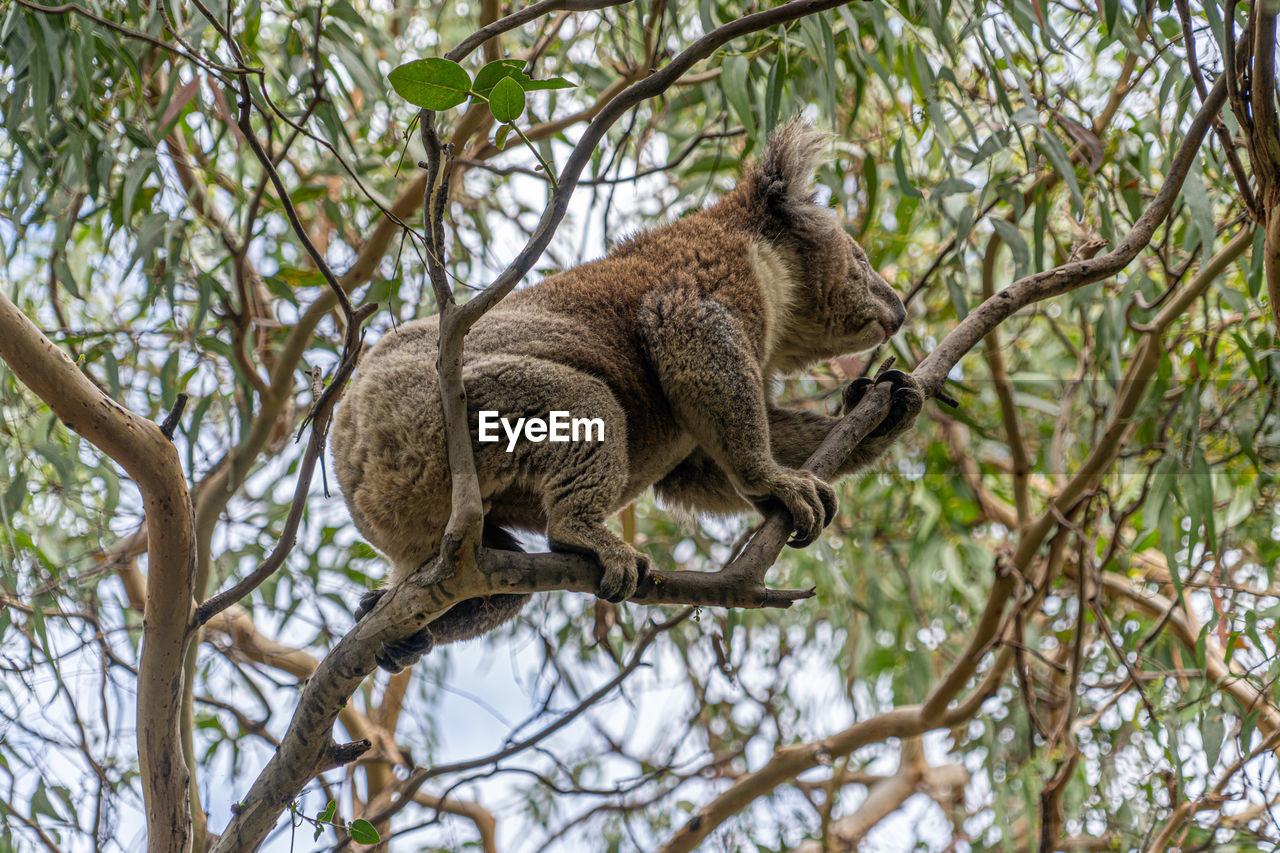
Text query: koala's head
735 119 907 371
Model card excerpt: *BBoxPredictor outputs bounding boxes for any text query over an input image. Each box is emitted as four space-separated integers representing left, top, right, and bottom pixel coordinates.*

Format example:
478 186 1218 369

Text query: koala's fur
332 120 918 658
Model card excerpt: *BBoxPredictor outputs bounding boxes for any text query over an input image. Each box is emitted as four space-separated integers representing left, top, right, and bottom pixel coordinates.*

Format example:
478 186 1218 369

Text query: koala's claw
352 588 435 672
787 491 833 547
841 376 875 413
842 370 923 438
871 369 923 438
374 628 434 673
597 554 643 603
755 469 837 549
551 539 642 604
354 588 385 622
597 577 630 604
634 552 652 585
818 481 838 527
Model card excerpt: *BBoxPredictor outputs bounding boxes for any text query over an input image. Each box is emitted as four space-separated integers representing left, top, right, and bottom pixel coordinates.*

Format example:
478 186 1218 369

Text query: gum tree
0 0 1276 850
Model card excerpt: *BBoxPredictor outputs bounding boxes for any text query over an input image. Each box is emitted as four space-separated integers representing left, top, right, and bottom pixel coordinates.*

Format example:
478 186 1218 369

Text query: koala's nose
874 275 907 331
889 290 906 329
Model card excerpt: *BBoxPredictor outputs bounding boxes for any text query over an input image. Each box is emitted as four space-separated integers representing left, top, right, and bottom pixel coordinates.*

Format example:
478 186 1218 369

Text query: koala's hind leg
468 357 649 604
356 524 532 672
539 407 650 604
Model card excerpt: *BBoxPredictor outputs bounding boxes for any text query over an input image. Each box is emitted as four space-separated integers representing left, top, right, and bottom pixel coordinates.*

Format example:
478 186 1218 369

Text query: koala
331 119 921 669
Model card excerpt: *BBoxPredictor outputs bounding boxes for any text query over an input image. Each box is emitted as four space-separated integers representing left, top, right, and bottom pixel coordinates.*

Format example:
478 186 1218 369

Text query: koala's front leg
655 372 923 520
639 293 836 548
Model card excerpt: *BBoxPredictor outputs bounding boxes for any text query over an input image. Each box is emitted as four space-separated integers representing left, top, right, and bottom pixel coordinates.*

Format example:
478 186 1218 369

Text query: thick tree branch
1239 5 1280 332
444 0 632 64
0 292 197 853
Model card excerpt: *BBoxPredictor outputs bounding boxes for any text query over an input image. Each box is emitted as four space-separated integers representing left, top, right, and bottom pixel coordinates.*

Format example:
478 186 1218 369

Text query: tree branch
0 292 197 853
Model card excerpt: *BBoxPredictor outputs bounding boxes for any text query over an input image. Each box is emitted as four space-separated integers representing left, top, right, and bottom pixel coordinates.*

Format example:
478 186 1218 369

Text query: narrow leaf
722 55 754 133
522 77 576 91
893 138 922 198
1036 132 1083 216
990 217 1031 279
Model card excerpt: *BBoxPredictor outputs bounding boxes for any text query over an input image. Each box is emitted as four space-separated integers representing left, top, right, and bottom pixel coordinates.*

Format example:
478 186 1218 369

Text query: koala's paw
842 369 923 438
617 552 651 601
755 469 838 549
352 588 435 672
374 628 434 673
354 588 385 622
550 539 645 604
593 547 647 603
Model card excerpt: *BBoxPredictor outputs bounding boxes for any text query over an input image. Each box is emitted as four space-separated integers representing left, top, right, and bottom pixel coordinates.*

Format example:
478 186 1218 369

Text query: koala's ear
748 117 832 236
760 117 828 204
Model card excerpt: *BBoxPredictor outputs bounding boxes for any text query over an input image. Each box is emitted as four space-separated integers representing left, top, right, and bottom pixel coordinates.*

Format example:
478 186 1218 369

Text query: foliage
0 0 1277 851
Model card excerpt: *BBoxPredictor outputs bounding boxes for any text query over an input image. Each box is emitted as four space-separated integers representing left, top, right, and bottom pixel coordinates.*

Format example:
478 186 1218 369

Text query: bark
0 293 197 853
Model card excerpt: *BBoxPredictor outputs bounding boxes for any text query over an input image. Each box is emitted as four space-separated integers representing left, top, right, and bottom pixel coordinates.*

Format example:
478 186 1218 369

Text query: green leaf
946 272 969 319
955 204 974 246
1183 155 1215 254
522 76 575 91
893 138 922 198
31 780 63 821
990 217 1030 280
860 157 879 235
473 59 525 96
488 75 526 123
315 799 337 841
34 442 75 490
1240 709 1261 751
722 55 754 133
932 178 973 198
1202 712 1224 770
1036 131 1083 216
764 46 786 132
1189 447 1215 545
122 154 155 223
387 58 472 110
473 60 574 96
349 818 381 844
3 469 26 517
